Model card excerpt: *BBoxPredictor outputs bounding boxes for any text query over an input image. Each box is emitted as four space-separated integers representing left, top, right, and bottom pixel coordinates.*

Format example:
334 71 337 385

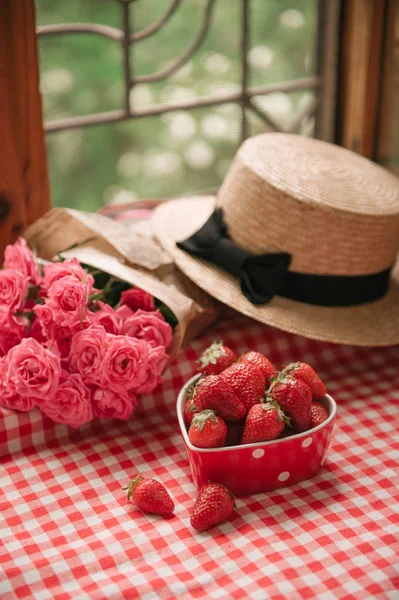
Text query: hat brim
153 196 399 346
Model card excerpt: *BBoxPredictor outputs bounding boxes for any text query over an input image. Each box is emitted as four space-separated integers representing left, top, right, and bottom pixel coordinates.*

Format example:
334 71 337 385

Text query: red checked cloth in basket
1 313 398 599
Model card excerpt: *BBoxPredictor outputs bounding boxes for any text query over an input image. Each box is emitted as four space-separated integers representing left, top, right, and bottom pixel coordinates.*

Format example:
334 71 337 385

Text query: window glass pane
37 2 122 119
248 89 316 137
36 0 319 211
131 0 241 106
249 0 318 86
46 106 241 210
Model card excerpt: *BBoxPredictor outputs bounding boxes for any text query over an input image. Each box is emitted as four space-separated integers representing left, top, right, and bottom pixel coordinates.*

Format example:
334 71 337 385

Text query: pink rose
0 269 29 313
121 288 155 312
90 302 120 334
33 303 90 358
133 345 169 395
47 275 92 327
88 384 137 421
0 356 7 392
7 338 60 399
53 326 75 360
114 305 134 320
42 258 92 293
122 309 172 349
40 372 93 428
3 237 41 285
0 312 27 356
101 335 148 393
0 391 34 412
69 326 106 381
28 316 46 344
0 358 34 412
22 298 36 311
33 303 56 338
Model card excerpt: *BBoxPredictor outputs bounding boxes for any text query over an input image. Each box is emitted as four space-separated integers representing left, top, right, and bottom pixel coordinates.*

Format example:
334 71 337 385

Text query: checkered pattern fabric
1 314 398 599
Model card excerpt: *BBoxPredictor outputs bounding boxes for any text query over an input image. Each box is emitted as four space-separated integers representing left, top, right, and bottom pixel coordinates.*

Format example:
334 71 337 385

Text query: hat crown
217 134 399 275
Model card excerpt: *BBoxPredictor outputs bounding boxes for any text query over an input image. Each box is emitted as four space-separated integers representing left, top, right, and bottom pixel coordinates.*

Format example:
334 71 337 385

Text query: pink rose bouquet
0 238 176 428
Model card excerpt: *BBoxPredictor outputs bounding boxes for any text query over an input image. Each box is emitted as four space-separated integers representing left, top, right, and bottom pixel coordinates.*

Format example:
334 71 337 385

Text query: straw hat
153 133 399 346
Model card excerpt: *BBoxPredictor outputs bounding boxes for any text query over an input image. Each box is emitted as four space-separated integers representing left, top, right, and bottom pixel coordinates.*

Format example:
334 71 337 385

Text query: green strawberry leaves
122 473 144 501
197 341 226 367
262 399 291 427
192 410 218 432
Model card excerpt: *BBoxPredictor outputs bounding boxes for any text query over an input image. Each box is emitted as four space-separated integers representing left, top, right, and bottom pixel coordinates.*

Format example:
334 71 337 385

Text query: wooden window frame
336 0 397 160
0 1 50 257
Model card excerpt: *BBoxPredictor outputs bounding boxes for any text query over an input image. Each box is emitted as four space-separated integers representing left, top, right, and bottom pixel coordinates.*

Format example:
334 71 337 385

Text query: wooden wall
0 0 50 258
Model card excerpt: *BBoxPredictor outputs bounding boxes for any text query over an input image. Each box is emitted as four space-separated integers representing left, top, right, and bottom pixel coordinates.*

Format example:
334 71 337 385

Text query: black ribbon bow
177 209 291 304
177 208 393 307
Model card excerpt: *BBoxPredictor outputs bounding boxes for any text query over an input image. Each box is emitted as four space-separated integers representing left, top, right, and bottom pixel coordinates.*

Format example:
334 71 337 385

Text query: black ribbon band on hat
177 208 392 307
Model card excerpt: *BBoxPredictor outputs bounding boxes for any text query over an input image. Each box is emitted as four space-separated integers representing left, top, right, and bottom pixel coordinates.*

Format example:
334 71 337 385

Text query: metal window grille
37 0 337 143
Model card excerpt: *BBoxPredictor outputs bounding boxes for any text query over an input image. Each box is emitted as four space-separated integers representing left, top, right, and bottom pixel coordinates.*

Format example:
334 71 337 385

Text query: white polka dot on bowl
278 471 290 482
301 437 313 448
252 448 265 459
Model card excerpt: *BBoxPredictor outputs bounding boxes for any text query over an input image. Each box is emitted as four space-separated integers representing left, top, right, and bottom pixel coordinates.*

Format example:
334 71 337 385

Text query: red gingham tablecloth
1 314 398 600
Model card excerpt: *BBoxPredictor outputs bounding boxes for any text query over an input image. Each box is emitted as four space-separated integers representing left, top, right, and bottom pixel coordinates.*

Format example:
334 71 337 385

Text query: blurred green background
36 0 318 211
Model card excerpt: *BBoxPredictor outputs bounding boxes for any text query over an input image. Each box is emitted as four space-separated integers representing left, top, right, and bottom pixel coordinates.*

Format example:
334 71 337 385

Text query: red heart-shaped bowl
177 374 337 496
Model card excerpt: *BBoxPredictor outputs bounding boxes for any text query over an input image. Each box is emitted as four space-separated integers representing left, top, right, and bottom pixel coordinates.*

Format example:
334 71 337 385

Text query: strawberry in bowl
177 343 337 496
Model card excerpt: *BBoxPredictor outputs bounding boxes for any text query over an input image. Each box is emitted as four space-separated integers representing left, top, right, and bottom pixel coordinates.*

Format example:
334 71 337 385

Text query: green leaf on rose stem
78 263 110 287
106 280 131 307
157 304 178 329
93 272 111 291
84 268 103 277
